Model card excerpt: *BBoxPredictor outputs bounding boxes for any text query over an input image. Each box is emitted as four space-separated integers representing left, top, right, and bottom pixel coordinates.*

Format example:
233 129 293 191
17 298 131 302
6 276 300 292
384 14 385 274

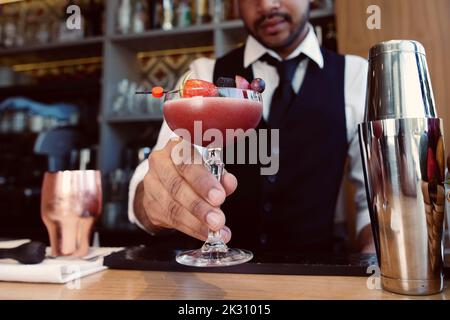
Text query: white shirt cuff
127 159 151 233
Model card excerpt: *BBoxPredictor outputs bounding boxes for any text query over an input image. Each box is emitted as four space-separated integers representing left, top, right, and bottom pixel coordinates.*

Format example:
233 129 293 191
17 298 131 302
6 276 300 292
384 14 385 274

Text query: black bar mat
104 245 380 277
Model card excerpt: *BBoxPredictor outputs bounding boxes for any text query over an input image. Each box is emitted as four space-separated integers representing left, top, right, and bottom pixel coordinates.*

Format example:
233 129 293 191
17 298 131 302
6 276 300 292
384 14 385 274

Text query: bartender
128 0 375 254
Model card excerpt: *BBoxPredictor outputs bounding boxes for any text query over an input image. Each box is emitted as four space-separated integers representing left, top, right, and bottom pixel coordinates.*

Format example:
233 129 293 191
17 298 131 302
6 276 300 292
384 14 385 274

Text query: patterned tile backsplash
140 50 215 90
111 49 215 117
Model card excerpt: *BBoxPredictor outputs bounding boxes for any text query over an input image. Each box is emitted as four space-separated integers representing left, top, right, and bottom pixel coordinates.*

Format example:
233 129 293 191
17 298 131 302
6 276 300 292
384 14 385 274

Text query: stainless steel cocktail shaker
359 40 446 295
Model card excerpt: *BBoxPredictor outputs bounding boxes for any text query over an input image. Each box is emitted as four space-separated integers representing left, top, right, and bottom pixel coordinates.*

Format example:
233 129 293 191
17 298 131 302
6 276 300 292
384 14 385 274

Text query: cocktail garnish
179 71 193 97
151 86 164 98
135 75 266 98
235 75 250 89
251 78 266 93
182 79 218 98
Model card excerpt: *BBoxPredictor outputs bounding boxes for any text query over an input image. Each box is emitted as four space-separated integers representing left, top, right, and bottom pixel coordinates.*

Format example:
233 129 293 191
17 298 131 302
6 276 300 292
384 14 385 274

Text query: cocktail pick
135 72 195 98
135 86 166 98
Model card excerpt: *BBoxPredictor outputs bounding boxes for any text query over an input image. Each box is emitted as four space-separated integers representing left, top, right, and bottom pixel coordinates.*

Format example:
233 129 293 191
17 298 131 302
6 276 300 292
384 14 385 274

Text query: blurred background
0 0 448 248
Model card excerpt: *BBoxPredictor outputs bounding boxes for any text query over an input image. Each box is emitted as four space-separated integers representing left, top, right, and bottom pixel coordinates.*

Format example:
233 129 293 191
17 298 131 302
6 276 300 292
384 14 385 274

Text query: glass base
176 248 253 267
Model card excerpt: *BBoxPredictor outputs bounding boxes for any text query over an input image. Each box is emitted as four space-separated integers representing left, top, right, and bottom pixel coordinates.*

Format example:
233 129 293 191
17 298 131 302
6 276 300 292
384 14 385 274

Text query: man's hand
358 224 376 254
134 139 237 243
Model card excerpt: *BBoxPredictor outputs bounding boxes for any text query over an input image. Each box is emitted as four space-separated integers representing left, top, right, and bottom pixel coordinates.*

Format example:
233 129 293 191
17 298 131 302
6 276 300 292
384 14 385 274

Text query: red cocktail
163 86 263 267
164 95 263 147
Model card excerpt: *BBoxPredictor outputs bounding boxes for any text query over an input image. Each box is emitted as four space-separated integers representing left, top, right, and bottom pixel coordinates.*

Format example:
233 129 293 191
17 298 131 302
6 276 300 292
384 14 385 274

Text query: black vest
213 46 348 254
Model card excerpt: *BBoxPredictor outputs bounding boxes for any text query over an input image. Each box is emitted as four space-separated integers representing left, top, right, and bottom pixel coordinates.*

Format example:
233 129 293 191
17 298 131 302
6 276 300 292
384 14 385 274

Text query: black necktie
261 53 306 128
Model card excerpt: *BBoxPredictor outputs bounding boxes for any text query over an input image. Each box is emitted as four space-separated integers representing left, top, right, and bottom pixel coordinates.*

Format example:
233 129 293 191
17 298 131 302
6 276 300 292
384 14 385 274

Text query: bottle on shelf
216 0 226 22
0 0 107 47
24 1 39 46
15 2 26 47
230 0 240 20
117 0 132 34
194 0 211 25
84 0 105 37
148 0 229 31
150 0 163 30
2 3 18 48
162 0 175 30
177 0 192 28
35 7 51 44
133 0 149 34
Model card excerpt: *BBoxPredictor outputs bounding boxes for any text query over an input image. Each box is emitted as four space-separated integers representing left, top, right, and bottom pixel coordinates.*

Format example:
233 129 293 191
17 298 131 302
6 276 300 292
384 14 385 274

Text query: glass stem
202 148 228 253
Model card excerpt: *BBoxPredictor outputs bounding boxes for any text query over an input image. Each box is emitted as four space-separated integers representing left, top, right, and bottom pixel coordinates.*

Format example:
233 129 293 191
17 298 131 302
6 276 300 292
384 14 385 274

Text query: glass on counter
41 169 102 257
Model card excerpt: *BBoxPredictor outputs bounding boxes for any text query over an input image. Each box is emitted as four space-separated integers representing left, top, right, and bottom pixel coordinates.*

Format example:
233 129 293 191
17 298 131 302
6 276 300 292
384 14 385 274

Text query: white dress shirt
128 25 371 236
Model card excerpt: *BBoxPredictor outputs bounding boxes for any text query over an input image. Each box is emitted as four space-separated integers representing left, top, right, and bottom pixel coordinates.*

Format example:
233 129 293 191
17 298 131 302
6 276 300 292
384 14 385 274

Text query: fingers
149 149 226 231
222 171 238 196
143 171 231 243
143 139 237 243
166 140 227 207
168 139 238 202
220 226 232 243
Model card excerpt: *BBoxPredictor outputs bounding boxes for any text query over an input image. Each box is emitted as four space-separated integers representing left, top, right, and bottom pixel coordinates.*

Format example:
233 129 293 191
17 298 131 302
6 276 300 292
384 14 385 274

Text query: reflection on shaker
445 156 450 245
420 120 446 273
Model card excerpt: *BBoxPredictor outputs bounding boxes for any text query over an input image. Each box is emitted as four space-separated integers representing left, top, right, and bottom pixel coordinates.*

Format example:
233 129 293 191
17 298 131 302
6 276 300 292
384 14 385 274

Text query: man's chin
246 25 294 51
258 36 292 51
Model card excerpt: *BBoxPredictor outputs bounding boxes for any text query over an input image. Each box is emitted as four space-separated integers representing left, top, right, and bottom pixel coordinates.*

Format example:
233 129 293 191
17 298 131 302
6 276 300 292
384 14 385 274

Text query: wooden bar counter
0 269 448 300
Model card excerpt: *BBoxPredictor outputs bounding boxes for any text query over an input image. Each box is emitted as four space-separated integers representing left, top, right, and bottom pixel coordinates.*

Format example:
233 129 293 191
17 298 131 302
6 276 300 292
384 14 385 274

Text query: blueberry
251 78 266 93
216 77 236 88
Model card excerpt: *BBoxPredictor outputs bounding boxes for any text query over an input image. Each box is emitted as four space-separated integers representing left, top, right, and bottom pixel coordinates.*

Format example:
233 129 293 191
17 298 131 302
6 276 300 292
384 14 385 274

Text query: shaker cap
369 40 426 60
364 39 437 121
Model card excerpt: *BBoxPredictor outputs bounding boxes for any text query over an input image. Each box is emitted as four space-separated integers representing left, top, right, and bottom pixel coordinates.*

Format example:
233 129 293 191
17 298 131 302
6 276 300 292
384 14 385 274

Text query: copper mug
41 170 102 257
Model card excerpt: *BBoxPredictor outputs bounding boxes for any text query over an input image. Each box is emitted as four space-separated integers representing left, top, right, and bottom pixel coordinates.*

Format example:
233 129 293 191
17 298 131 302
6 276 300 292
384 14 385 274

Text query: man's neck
276 25 310 59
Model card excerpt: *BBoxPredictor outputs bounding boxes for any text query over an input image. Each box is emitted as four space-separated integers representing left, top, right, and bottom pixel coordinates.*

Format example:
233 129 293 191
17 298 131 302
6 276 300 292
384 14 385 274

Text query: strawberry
181 79 217 98
235 75 250 89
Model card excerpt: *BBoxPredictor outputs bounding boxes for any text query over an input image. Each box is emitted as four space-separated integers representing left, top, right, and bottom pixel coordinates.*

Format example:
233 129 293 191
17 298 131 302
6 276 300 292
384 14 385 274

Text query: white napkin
0 239 123 284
